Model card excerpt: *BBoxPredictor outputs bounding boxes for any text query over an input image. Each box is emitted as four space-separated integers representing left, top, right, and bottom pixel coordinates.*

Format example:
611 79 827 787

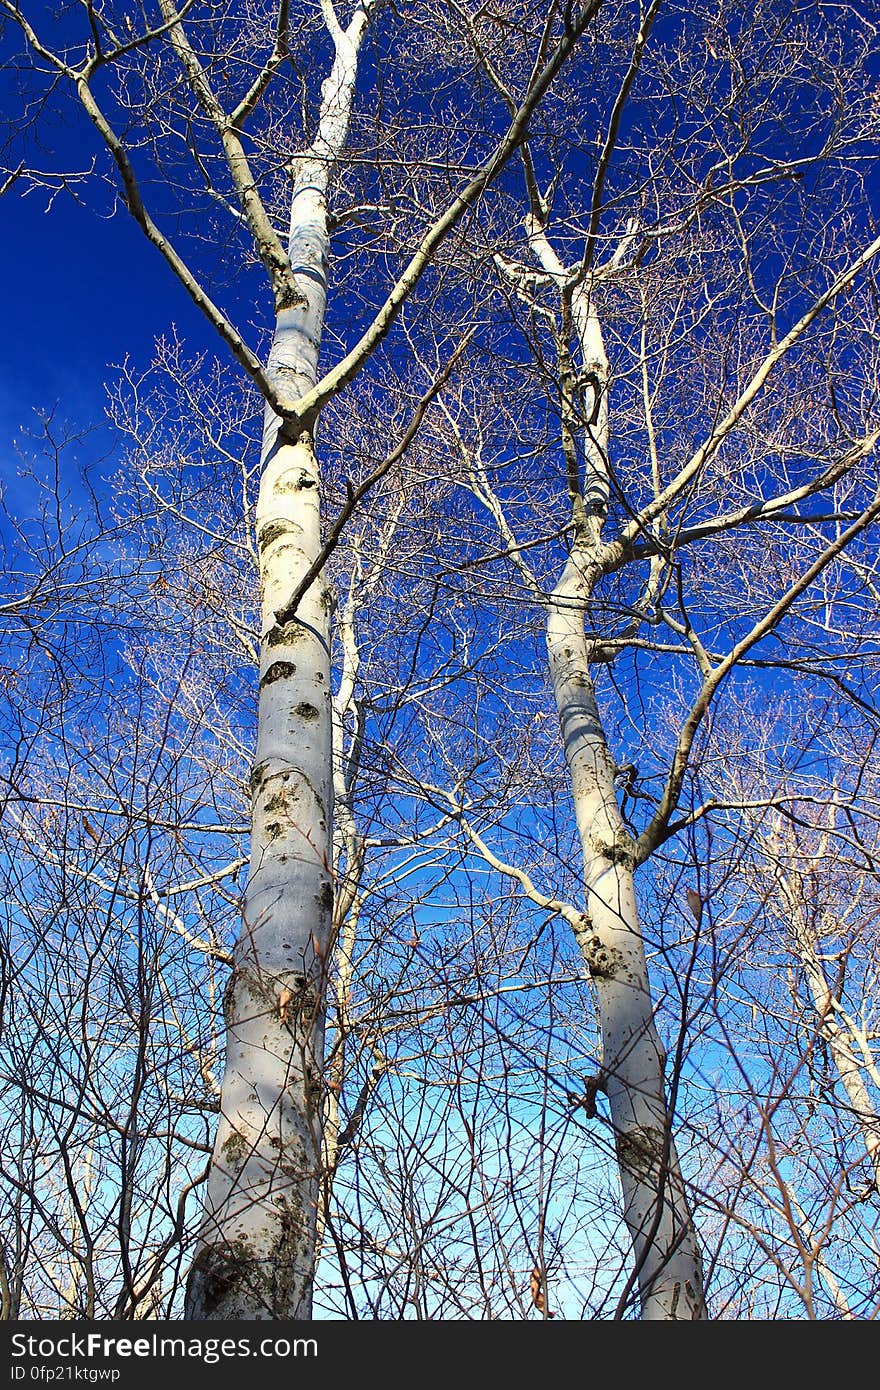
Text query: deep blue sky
0 180 207 471
2 14 878 510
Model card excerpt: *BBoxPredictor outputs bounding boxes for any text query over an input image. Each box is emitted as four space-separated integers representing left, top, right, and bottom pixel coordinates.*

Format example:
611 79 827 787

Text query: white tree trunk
186 2 374 1319
547 556 707 1319
530 221 707 1316
774 863 880 1198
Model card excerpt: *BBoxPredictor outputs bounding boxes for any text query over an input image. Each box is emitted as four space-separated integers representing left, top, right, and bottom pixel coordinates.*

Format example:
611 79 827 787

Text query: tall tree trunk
186 1 375 1319
532 217 707 1317
546 554 707 1319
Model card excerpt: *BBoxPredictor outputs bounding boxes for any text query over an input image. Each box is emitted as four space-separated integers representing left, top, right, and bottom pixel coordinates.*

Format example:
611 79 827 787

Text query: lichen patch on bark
257 517 300 552
591 828 636 868
184 1190 312 1319
616 1124 665 1180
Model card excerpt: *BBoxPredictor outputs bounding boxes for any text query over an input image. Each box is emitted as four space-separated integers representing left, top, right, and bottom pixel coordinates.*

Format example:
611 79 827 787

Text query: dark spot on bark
572 910 593 947
290 973 320 1017
275 282 308 312
320 882 333 910
294 702 319 721
266 623 306 647
261 660 297 688
222 973 236 1025
224 965 273 1021
276 463 318 492
304 1065 323 1114
185 1241 260 1319
257 518 294 552
221 1129 249 1165
682 1281 702 1319
265 821 283 840
597 829 636 869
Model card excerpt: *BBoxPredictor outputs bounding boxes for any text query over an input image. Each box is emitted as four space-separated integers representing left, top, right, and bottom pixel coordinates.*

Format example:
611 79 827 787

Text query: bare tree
683 706 880 1319
2 0 607 1318
2 0 880 1322
406 0 880 1317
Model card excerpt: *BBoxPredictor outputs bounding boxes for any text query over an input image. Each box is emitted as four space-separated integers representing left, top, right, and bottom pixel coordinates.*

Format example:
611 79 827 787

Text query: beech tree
1 0 879 1321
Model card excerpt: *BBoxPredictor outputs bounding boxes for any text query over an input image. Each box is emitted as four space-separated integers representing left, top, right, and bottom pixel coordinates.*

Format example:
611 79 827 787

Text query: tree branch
636 488 880 862
623 431 880 564
273 333 473 627
285 1 604 425
614 232 880 555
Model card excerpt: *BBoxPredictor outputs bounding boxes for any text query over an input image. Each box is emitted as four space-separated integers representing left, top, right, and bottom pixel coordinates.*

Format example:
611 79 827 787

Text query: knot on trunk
582 934 620 980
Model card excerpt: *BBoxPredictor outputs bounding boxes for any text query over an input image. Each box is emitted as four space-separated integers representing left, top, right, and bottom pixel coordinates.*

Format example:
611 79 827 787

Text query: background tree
390 0 880 1317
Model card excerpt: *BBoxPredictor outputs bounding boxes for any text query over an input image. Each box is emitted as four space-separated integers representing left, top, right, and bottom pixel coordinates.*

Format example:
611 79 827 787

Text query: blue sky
0 168 209 501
